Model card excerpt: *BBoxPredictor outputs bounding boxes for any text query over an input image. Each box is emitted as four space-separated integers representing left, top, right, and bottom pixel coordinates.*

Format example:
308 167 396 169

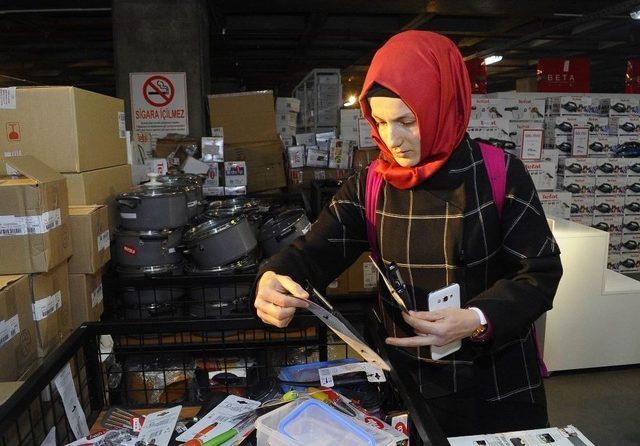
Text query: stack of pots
258 208 311 257
114 173 204 319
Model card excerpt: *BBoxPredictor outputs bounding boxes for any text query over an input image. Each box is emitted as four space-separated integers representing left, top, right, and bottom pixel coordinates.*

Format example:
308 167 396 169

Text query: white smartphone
428 283 461 360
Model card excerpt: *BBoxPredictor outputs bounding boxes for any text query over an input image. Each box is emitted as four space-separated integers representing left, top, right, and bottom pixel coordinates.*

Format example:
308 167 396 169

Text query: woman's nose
383 123 402 148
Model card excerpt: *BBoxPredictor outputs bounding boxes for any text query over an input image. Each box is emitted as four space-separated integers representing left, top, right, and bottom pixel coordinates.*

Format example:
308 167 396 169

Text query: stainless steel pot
206 198 263 218
159 174 205 220
259 208 311 257
121 286 185 320
115 229 183 268
116 263 184 277
117 178 188 230
185 254 257 317
183 216 257 268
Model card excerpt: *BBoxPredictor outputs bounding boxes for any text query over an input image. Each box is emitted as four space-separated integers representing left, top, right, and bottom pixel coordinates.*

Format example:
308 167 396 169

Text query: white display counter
543 218 640 371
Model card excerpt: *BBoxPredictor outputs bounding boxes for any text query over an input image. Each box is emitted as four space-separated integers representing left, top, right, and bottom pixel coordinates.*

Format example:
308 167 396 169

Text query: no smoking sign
143 75 175 107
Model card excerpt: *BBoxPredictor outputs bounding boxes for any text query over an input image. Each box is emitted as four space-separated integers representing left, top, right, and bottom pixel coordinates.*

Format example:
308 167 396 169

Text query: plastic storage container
255 398 396 446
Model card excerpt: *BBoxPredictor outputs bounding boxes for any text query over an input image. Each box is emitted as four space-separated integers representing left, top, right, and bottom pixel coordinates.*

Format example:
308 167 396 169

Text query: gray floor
545 366 640 445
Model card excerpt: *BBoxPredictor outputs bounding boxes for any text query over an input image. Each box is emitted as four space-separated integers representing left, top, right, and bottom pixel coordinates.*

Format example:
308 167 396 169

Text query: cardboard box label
32 290 62 321
97 230 110 252
0 314 20 347
118 112 126 138
91 284 103 308
0 215 28 236
521 129 543 160
224 161 247 187
27 208 62 234
0 88 17 109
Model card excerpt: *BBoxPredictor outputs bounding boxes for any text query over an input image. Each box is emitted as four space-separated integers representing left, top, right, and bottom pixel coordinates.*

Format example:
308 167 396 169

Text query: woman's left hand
385 309 481 347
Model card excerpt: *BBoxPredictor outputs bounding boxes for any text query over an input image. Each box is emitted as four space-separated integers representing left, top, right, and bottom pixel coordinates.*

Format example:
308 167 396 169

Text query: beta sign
130 72 189 147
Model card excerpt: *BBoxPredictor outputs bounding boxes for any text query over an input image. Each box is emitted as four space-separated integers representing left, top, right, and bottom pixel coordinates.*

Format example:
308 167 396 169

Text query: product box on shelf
223 141 286 192
586 116 610 135
617 133 640 145
358 117 375 148
604 96 640 117
0 86 127 173
295 133 317 147
316 131 336 151
523 161 556 191
588 135 618 157
559 175 596 195
466 118 512 143
30 261 71 357
558 157 597 176
276 110 297 128
0 275 37 381
621 232 640 251
570 214 593 227
0 156 72 274
306 146 329 168
547 116 591 136
539 191 572 219
626 176 640 196
339 109 360 143
595 157 627 176
609 116 640 135
608 232 622 252
201 136 224 163
624 198 640 215
328 139 353 169
625 158 640 176
225 186 247 196
67 205 110 274
592 214 623 233
623 214 640 233
223 161 248 187
595 176 626 195
547 96 606 116
618 252 640 272
570 195 594 215
287 146 306 169
68 271 103 329
276 123 297 137
608 252 621 271
593 195 624 215
509 121 545 160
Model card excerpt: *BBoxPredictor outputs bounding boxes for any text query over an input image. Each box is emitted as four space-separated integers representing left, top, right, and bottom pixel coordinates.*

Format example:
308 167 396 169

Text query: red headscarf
359 31 472 189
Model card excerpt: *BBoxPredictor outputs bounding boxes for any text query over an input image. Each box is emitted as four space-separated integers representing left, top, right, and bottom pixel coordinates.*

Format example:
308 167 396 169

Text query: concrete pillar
113 0 210 137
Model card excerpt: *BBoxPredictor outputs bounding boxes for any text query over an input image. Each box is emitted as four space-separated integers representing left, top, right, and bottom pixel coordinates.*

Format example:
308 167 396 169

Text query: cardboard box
208 91 278 145
340 109 360 142
618 252 640 272
276 97 301 113
609 233 622 252
276 111 298 128
358 117 375 148
588 135 618 157
558 157 597 176
30 262 71 357
295 133 317 146
288 168 352 188
287 146 306 169
626 176 640 196
328 139 352 169
621 232 640 251
547 96 604 116
222 141 286 192
0 275 37 381
539 191 571 219
523 161 556 191
68 205 110 274
607 252 621 271
0 87 126 173
604 96 640 117
63 164 133 235
570 214 593 227
623 214 640 234
347 252 378 293
624 197 640 215
592 214 623 232
182 156 210 175
224 161 248 187
316 132 336 151
0 156 72 274
203 163 220 195
306 146 329 168
68 272 103 328
594 157 627 176
326 270 350 296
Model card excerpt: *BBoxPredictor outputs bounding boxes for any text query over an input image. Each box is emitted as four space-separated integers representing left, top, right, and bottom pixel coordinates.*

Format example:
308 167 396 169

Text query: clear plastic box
255 398 396 446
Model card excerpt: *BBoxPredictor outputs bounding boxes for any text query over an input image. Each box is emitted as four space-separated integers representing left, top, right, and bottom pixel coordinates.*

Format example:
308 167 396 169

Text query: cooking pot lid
185 251 259 274
116 228 177 238
121 182 185 198
183 216 247 243
259 208 308 241
207 198 263 217
117 263 183 276
158 175 201 191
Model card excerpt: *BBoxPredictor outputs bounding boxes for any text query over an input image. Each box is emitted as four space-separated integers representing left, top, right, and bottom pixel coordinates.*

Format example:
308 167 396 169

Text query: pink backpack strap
479 142 506 219
365 160 384 262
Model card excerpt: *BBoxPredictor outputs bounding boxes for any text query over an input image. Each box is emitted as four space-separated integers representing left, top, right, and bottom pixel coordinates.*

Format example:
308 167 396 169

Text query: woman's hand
385 309 481 347
254 271 309 328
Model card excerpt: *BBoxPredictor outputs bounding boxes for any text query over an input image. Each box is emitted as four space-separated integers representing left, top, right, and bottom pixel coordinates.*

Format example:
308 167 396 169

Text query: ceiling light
631 10 640 19
343 95 357 107
484 55 503 65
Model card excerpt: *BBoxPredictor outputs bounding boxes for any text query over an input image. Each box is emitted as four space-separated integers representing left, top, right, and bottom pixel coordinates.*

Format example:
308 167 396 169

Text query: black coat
260 136 563 403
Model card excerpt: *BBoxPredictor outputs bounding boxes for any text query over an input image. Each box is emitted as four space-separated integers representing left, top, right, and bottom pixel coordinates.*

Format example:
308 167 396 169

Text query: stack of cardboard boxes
207 91 286 193
0 87 129 386
276 97 301 147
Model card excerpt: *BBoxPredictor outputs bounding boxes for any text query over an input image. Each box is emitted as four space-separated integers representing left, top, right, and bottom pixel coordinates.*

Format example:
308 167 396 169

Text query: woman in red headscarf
254 31 562 436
